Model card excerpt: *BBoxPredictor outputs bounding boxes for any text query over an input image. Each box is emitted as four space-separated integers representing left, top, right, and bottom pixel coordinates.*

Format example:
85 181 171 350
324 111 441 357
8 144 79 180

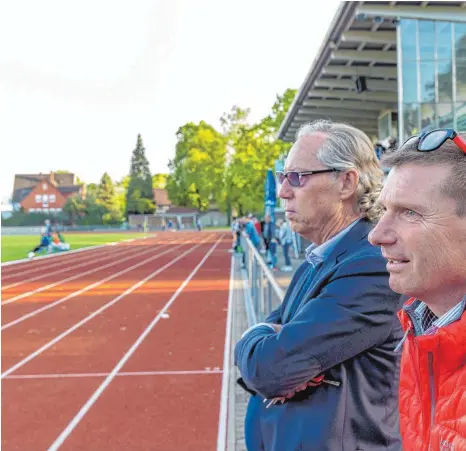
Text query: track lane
1 236 216 376
1 233 233 451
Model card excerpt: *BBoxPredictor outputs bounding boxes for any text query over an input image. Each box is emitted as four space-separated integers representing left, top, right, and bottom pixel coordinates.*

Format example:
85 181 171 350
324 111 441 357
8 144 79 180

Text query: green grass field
1 233 153 263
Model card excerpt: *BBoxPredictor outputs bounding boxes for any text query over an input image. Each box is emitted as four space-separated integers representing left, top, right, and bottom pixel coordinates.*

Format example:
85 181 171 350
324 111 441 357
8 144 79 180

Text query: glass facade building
398 19 466 140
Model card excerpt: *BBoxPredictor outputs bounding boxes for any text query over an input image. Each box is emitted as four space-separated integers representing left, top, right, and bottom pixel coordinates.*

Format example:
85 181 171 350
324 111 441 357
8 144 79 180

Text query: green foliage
126 134 154 215
167 122 227 212
129 189 155 214
152 173 168 189
165 89 297 217
221 89 296 215
96 172 122 224
1 211 65 227
86 183 99 197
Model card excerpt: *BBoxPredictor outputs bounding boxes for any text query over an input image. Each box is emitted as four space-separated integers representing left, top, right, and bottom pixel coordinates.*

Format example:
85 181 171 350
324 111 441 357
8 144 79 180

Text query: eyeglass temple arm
453 135 466 155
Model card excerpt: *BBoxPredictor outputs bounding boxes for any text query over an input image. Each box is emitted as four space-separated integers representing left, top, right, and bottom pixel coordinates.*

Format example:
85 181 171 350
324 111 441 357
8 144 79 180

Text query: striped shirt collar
404 296 466 336
305 219 360 268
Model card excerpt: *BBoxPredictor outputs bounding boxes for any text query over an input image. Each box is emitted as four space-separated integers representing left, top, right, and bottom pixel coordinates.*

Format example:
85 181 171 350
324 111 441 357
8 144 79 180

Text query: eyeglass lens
419 130 448 151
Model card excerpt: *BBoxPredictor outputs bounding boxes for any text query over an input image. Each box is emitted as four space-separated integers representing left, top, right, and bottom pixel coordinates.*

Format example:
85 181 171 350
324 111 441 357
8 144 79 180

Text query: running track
1 232 233 451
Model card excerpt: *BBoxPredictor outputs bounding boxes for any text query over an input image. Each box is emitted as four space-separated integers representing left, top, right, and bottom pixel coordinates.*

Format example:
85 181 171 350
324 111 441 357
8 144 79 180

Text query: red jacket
398 298 466 451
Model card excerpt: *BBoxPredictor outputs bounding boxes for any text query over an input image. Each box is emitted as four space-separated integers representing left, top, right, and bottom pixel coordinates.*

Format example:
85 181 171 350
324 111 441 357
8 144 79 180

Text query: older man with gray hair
235 120 403 451
369 128 466 451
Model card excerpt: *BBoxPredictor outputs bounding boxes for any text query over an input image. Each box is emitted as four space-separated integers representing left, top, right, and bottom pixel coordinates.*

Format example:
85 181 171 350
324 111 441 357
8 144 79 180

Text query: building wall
399 19 466 140
200 210 228 227
21 180 66 213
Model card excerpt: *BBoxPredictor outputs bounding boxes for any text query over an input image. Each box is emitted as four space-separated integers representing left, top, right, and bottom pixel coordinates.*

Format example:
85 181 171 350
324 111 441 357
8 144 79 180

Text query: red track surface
1 232 232 451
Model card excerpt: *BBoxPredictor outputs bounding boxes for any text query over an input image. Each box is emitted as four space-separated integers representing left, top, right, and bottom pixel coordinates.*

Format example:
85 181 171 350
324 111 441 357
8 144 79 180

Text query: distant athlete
28 227 51 258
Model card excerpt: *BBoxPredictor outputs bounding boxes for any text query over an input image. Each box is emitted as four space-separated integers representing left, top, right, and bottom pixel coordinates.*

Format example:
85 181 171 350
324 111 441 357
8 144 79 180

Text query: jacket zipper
427 352 436 451
407 329 426 443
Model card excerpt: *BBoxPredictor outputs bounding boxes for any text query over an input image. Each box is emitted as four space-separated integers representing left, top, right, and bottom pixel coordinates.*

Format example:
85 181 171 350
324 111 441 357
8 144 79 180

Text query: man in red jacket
369 129 466 451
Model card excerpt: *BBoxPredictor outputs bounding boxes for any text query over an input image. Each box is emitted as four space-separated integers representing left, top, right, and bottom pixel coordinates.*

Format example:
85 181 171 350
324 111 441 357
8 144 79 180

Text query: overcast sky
0 0 340 202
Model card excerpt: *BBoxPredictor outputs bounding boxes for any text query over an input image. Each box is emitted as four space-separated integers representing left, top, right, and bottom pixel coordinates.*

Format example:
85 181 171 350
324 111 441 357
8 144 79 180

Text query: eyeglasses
402 128 466 154
275 169 339 187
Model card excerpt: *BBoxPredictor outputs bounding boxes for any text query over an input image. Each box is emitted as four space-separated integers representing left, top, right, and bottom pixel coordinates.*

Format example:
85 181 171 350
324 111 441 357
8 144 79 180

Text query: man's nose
278 180 292 199
368 216 396 247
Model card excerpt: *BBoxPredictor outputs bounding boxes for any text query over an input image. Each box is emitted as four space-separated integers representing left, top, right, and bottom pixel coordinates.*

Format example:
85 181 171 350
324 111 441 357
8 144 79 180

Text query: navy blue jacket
235 219 403 451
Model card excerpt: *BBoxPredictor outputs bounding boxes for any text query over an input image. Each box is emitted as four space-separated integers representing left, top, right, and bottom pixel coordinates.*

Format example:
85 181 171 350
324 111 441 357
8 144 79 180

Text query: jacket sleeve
234 255 400 399
265 305 282 325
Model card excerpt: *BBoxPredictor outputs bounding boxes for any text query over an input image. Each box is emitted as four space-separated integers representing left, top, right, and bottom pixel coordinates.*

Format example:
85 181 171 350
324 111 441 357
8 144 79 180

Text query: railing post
240 232 285 325
267 280 272 317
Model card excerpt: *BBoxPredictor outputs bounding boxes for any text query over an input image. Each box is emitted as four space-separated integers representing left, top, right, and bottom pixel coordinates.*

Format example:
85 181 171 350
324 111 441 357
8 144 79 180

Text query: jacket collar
324 218 375 265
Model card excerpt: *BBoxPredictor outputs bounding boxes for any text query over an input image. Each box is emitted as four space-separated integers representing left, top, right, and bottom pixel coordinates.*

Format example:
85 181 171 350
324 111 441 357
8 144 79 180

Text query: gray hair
382 135 466 217
296 120 384 222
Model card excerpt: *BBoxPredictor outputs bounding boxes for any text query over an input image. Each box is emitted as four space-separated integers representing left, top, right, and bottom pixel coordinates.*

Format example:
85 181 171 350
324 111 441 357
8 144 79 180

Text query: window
50 194 56 203
456 61 466 101
437 22 452 59
402 62 419 103
420 103 437 132
42 183 48 190
401 20 417 61
456 103 466 130
42 194 49 202
403 104 420 140
420 61 435 102
455 23 466 60
29 208 35 213
35 194 42 203
438 103 454 128
56 208 62 212
419 21 435 60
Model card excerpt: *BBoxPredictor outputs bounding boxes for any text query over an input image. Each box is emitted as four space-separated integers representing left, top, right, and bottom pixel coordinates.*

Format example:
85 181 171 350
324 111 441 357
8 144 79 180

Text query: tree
167 122 227 212
86 183 99 198
130 189 155 214
126 134 154 215
64 196 85 226
221 89 296 215
152 173 168 189
115 176 130 219
96 172 122 224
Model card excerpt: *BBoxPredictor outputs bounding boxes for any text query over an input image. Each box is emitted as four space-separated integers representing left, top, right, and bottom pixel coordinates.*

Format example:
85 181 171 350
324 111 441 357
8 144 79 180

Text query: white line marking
0 234 157 268
1 245 125 280
1 243 183 330
2 240 165 305
47 235 224 451
1 235 216 379
4 370 223 379
216 254 234 451
2 246 138 290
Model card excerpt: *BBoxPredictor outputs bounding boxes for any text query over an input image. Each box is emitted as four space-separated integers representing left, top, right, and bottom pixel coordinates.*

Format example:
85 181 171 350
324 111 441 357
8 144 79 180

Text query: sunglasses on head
275 168 339 187
402 128 466 154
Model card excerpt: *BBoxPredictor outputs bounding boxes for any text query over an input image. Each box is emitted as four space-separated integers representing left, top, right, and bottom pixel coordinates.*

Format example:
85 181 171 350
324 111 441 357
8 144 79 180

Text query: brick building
12 172 84 214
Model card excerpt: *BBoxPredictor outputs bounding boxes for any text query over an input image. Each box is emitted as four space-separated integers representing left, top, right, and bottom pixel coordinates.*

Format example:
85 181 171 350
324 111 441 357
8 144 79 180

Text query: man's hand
264 376 340 408
270 323 282 333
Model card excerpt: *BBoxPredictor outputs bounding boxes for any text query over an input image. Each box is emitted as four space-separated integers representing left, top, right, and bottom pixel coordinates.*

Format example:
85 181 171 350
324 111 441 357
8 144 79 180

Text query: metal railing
240 232 285 327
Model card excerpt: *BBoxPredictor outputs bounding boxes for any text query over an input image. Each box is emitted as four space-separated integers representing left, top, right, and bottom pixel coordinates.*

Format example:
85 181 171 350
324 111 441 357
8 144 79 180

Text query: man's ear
339 169 359 201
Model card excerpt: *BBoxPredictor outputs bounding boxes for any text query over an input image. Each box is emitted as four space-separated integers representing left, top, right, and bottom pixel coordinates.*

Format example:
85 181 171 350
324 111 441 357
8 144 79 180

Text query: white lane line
216 254 234 451
1 239 167 306
1 243 135 280
1 235 216 379
1 243 183 331
1 235 156 268
2 246 140 290
47 235 224 451
4 370 223 379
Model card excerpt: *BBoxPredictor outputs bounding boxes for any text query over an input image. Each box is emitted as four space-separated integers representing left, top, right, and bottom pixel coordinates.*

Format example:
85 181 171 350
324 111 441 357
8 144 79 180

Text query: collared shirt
405 296 466 336
305 219 360 268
